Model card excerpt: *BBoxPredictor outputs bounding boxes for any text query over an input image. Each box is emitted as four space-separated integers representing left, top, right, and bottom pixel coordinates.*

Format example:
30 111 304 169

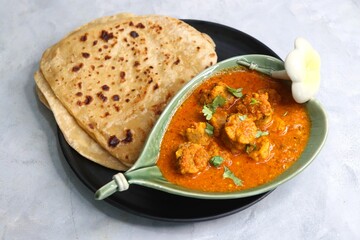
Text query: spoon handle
95 173 129 200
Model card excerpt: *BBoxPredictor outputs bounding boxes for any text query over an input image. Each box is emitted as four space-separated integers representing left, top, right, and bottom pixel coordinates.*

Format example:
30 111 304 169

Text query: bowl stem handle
94 173 129 200
237 59 290 80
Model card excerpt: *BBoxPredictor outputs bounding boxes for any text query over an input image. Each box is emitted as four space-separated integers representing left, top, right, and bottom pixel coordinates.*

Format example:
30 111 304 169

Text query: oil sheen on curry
157 68 311 192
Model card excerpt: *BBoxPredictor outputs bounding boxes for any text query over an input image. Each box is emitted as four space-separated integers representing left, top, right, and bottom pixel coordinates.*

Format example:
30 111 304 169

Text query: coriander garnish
238 115 247 121
246 143 257 154
205 122 214 136
250 98 259 105
202 105 213 120
202 95 226 120
227 86 243 98
212 95 226 108
255 130 269 138
223 166 243 186
209 156 224 167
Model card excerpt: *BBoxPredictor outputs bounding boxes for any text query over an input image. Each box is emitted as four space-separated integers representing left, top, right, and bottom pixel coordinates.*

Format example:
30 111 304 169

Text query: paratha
35 71 128 170
38 13 217 167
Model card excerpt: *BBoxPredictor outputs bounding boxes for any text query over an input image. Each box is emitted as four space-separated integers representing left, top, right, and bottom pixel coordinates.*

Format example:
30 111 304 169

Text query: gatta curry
157 68 310 192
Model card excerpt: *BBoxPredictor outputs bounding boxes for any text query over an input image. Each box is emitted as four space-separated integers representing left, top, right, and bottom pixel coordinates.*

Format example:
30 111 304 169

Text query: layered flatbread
37 13 217 169
35 71 128 170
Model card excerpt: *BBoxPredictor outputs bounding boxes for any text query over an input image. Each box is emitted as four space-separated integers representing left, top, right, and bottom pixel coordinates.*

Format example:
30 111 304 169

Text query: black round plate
59 20 280 222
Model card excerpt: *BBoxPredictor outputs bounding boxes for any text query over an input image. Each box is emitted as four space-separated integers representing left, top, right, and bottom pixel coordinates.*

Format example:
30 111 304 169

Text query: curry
157 68 310 192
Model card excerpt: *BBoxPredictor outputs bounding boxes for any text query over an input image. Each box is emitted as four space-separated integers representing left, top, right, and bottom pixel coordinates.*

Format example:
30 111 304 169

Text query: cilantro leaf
250 98 259 105
212 95 226 108
202 95 226 120
255 130 269 138
202 105 213 120
246 144 257 154
205 123 214 136
223 166 243 186
210 156 224 167
227 86 243 98
239 115 247 121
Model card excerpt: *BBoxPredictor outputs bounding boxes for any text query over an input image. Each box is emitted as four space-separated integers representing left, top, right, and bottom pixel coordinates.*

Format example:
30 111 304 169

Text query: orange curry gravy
157 68 310 192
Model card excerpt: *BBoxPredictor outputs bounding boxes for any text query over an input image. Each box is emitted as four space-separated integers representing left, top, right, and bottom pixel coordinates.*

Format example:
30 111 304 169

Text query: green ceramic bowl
95 54 328 200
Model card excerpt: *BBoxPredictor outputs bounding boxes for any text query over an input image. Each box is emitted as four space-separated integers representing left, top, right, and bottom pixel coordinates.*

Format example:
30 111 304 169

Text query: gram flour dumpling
40 14 217 166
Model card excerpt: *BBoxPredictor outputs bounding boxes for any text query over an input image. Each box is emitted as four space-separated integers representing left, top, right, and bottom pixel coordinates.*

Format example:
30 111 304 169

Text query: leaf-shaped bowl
95 54 328 200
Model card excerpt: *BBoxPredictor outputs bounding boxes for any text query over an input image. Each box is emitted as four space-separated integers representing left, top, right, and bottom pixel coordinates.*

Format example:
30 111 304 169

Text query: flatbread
35 70 128 170
36 85 50 109
39 13 217 166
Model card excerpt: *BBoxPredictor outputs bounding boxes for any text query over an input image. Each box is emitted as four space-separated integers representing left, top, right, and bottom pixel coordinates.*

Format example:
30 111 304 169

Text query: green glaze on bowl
95 55 328 200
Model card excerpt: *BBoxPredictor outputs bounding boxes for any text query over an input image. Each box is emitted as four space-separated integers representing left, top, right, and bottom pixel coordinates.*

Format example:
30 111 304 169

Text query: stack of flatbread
35 13 217 170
